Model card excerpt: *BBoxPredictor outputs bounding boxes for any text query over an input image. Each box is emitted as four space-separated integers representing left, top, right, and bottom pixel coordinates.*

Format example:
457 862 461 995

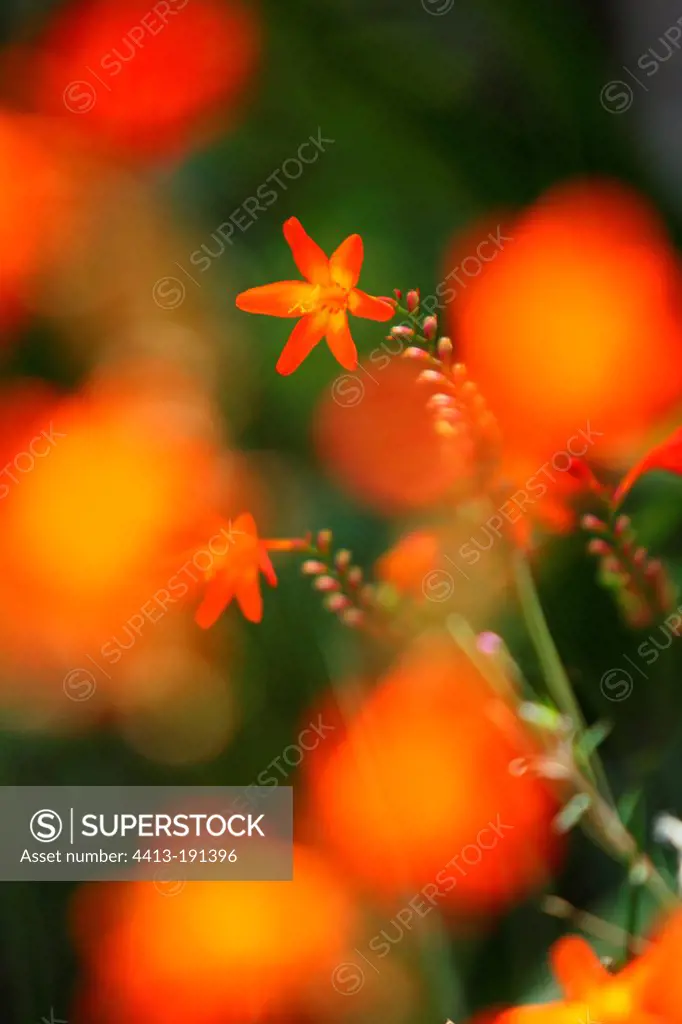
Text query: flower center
291 284 349 316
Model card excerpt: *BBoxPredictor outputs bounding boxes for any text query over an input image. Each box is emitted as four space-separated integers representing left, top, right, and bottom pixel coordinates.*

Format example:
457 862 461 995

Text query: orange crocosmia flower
73 843 357 1024
194 513 276 628
236 217 395 375
474 912 682 1024
306 639 562 911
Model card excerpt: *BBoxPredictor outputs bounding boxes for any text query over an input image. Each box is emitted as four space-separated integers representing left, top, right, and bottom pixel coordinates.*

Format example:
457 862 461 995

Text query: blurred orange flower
0 376 217 663
306 638 561 913
236 217 395 374
473 911 682 1023
28 0 260 161
315 359 462 513
0 112 73 328
376 529 442 597
194 512 277 627
73 844 357 1023
449 179 682 465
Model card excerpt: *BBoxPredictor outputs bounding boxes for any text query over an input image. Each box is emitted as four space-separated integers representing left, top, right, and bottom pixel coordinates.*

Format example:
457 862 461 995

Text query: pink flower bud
334 549 351 571
417 370 448 385
301 560 327 575
580 514 606 533
340 608 364 627
401 347 431 360
423 316 438 341
427 393 455 410
437 336 453 360
316 529 332 553
614 515 631 537
390 325 414 341
324 593 351 613
406 289 420 312
313 575 340 592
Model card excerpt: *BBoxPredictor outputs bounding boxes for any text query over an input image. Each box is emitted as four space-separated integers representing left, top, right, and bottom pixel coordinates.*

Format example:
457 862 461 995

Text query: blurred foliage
1 0 682 1020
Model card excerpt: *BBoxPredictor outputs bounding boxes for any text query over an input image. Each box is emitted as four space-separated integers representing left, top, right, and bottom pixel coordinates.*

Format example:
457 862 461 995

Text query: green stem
624 790 645 958
513 551 613 804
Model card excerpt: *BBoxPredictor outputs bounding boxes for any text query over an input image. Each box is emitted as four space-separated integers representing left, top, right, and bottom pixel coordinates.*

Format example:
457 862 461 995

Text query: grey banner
0 786 292 881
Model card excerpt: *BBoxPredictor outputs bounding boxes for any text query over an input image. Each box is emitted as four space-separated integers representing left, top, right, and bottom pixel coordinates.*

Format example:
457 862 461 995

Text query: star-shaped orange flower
235 217 395 375
194 513 277 627
473 915 682 1024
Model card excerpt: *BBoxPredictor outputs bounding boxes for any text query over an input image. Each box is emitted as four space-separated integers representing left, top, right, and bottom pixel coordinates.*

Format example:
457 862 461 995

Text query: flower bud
437 336 453 360
406 289 420 313
324 593 351 613
301 560 327 575
316 529 332 553
423 316 438 342
334 549 352 571
402 347 431 360
417 370 448 385
313 575 340 592
340 608 364 627
346 567 363 586
581 514 606 533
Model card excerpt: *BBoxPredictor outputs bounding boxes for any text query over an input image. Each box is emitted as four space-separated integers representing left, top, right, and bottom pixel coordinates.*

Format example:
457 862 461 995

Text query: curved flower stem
514 553 679 910
513 550 613 804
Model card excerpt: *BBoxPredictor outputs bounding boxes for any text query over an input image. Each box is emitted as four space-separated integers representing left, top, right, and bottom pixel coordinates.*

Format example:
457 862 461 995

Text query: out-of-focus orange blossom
29 0 260 161
72 845 357 1023
0 112 74 328
315 359 462 513
305 639 561 914
449 179 682 464
376 529 442 597
0 376 219 664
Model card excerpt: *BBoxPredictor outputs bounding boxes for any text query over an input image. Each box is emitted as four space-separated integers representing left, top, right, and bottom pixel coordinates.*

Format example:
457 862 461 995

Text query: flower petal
329 234 363 289
550 937 609 1000
232 512 258 539
492 1007 592 1024
615 426 682 502
276 312 328 375
235 572 263 622
258 546 278 586
236 281 316 317
283 218 330 285
326 311 357 370
195 575 232 629
348 288 395 321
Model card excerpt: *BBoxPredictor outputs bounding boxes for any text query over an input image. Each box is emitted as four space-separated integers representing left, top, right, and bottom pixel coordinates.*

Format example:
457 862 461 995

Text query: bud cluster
300 530 373 628
581 512 675 628
388 294 502 491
